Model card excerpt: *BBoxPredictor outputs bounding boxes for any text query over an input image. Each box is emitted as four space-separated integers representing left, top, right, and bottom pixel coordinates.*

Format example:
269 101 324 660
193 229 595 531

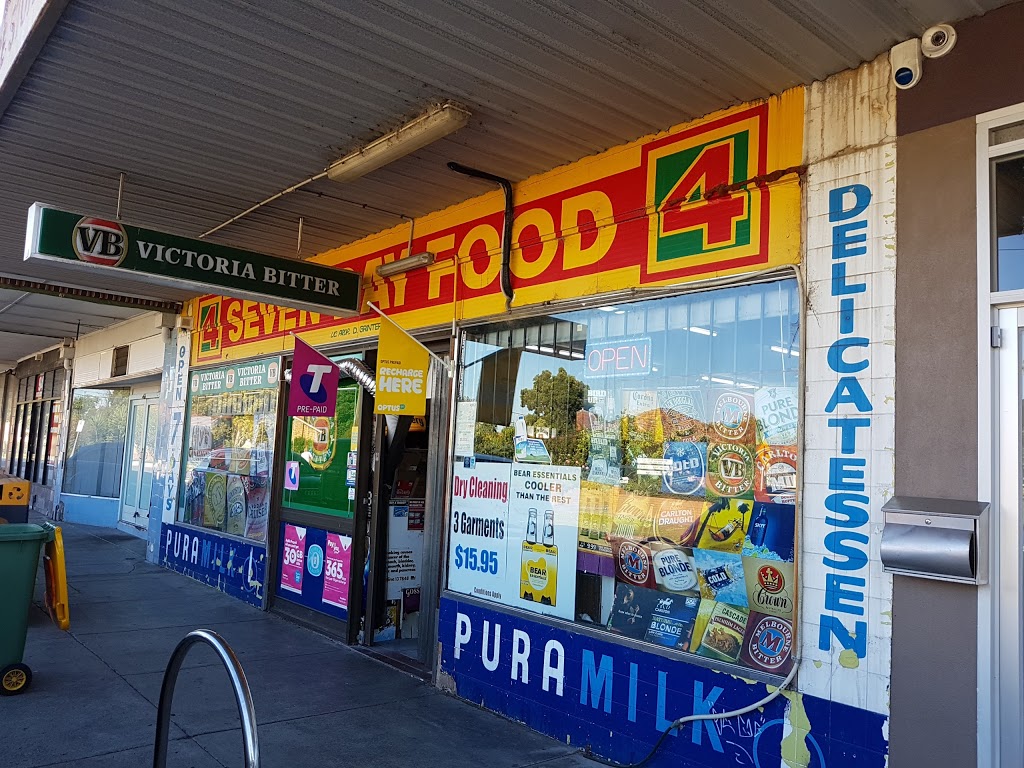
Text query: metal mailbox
880 496 989 585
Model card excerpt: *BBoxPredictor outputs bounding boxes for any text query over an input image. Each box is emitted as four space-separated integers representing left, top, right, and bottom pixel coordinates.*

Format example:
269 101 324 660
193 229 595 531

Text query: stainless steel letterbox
880 496 989 585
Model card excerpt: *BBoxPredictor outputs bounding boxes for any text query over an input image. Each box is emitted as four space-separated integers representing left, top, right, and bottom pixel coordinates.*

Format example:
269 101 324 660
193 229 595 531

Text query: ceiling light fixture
771 345 800 356
375 251 436 278
327 103 472 183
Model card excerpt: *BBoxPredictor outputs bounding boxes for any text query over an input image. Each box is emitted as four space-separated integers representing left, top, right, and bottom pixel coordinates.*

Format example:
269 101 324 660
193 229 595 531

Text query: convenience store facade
156 57 896 767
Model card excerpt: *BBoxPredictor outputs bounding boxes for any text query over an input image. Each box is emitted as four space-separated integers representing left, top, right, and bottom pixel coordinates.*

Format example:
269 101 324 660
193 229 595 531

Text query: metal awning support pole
116 172 126 220
365 301 452 377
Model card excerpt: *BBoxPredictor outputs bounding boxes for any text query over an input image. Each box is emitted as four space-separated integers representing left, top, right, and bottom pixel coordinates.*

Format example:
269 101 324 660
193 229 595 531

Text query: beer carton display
694 601 750 664
695 497 752 553
657 388 707 443
742 558 795 619
693 549 748 607
661 441 707 497
651 496 702 546
753 445 797 504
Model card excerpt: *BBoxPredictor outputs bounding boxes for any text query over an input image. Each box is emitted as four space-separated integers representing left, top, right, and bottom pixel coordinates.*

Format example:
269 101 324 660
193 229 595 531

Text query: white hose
669 660 800 731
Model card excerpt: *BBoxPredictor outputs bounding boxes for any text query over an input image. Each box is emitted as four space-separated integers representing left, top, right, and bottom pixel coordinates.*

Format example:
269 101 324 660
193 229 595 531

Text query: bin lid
0 523 49 541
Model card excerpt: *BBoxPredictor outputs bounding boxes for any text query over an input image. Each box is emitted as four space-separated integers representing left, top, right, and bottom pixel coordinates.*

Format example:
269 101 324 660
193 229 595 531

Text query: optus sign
190 91 803 364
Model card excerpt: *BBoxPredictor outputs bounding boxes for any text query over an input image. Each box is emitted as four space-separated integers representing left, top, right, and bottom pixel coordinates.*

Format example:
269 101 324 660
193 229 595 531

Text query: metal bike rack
153 629 260 768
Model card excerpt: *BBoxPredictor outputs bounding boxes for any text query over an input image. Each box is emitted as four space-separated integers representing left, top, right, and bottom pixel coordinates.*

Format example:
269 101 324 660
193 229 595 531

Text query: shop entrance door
360 357 449 669
271 375 373 641
120 399 158 528
994 307 1024 766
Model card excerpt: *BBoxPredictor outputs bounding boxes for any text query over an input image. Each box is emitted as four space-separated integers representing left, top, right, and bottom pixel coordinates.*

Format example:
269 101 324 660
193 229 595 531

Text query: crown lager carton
521 509 558 606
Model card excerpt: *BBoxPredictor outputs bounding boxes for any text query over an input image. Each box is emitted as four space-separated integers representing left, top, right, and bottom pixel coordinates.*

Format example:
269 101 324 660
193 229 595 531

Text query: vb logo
73 217 128 266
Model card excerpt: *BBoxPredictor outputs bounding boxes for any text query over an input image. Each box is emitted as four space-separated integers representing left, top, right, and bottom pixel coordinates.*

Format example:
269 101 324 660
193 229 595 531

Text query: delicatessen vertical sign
448 462 581 621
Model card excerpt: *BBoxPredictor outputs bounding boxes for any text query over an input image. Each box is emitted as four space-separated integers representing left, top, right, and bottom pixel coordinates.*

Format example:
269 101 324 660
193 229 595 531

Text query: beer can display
652 497 702 546
203 472 227 530
754 445 797 504
708 389 756 445
706 442 755 499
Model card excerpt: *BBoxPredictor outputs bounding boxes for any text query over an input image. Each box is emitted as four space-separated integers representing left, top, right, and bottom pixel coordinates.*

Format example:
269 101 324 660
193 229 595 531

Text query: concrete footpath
1 517 592 768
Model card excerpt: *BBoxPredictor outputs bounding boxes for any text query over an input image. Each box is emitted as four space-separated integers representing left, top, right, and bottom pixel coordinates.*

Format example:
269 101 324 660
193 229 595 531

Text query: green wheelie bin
0 523 52 695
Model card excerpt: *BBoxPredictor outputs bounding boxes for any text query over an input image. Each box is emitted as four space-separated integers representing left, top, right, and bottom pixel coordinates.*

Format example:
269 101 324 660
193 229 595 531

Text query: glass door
995 307 1024 766
120 400 157 528
271 376 370 640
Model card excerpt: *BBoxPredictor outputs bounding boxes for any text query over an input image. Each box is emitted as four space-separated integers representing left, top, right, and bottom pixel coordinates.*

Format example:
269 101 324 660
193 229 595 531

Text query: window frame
440 271 803 684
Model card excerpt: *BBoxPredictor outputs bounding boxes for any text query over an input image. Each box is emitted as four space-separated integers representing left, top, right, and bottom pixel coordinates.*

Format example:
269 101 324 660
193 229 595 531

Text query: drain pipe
336 359 376 395
447 162 514 311
285 358 376 395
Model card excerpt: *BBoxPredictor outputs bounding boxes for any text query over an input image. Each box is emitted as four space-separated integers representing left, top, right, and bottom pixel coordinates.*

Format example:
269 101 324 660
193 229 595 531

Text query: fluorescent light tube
375 251 435 278
327 103 471 183
771 345 799 356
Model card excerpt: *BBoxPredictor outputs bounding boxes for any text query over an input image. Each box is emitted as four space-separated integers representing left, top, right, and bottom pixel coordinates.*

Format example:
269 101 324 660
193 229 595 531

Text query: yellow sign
188 88 805 365
374 316 429 416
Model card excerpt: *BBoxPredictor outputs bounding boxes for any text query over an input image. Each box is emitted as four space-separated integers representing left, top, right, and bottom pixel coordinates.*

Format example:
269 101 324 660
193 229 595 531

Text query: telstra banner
24 204 362 316
288 337 339 418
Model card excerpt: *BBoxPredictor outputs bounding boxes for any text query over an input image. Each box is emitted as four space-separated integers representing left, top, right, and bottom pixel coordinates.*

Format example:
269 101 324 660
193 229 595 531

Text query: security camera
922 24 956 58
890 38 922 90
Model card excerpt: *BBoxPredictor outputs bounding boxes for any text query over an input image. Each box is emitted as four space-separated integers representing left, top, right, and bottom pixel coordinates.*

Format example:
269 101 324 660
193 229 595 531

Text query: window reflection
450 279 800 675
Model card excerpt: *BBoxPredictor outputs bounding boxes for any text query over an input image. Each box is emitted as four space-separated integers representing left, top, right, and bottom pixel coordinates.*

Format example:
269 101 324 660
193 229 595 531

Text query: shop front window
447 278 800 676
280 381 361 517
7 370 64 485
178 359 280 543
63 389 131 497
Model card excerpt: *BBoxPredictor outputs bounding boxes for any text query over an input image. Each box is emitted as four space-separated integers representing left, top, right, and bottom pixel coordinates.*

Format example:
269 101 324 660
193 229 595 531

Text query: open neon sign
584 337 652 378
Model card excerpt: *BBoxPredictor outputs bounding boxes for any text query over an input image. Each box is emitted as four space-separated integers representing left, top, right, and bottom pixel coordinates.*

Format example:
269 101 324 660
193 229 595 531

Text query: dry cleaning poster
449 463 513 602
506 465 581 621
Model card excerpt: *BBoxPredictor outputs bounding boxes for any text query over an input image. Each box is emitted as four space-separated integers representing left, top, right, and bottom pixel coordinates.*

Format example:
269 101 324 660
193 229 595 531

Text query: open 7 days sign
23 204 362 316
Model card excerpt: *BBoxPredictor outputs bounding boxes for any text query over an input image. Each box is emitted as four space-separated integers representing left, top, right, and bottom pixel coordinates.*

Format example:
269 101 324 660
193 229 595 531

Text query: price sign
448 463 512 602
280 524 306 594
453 545 500 575
322 532 351 610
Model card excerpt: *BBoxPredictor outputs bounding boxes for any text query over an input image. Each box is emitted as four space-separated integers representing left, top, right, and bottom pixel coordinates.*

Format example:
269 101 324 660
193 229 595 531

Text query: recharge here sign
374 317 428 416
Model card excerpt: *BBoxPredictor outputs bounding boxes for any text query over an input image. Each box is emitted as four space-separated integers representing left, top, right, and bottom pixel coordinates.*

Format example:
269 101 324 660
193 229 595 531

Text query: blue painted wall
439 597 887 768
159 522 267 608
60 494 118 528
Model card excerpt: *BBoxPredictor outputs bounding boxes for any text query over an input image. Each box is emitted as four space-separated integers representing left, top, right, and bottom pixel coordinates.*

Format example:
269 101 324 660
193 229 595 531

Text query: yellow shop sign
374 316 428 416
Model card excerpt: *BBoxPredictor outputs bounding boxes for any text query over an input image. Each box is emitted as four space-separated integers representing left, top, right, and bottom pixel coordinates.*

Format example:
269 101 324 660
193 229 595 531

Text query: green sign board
190 359 281 395
24 204 362 315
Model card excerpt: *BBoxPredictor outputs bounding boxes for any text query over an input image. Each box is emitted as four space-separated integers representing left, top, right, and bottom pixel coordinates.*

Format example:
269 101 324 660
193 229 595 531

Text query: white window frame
976 102 1024 768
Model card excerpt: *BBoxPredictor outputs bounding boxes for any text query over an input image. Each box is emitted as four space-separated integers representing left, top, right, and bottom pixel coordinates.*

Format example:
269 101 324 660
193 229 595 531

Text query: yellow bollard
42 524 70 631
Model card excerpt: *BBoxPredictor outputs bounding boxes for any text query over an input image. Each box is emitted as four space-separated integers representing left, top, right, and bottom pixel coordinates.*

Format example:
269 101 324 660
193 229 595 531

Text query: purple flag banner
288 337 339 417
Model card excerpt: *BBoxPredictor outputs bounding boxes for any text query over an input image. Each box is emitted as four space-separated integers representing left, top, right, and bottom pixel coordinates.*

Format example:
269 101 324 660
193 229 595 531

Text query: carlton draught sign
24 204 362 316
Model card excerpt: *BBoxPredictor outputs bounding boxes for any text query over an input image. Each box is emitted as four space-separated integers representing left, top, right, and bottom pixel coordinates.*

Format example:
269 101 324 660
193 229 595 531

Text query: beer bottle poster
448 462 513 603
741 501 796 562
505 464 581 621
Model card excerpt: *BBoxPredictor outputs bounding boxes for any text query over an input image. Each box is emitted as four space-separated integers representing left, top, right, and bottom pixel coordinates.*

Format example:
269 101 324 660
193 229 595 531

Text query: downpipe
447 162 515 311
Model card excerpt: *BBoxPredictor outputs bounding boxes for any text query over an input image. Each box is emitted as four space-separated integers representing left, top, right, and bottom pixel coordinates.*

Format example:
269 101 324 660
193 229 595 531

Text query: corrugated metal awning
0 0 1011 352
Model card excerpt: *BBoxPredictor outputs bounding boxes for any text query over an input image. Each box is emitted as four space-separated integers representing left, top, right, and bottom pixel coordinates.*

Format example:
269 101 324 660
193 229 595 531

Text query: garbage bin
0 523 52 695
0 479 31 524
